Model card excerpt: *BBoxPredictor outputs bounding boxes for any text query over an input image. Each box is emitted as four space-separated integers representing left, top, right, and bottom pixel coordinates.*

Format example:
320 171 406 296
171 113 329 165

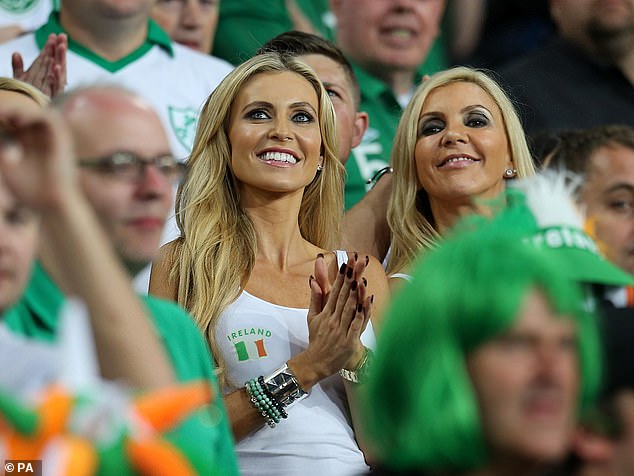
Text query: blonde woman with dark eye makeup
150 53 389 476
386 66 536 288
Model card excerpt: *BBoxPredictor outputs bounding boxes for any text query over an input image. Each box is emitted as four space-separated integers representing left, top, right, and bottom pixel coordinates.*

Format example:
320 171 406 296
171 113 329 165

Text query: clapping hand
12 33 67 98
301 253 373 381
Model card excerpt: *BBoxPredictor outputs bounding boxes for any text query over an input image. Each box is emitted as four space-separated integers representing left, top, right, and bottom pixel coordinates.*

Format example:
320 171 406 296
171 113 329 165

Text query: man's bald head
52 85 174 274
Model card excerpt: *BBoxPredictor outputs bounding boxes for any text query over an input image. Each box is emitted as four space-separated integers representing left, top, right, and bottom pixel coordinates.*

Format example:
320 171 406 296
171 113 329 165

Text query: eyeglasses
78 151 186 183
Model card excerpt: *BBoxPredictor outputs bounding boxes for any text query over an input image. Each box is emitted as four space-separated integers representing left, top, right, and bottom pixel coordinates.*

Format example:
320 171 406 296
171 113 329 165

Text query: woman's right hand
288 253 372 390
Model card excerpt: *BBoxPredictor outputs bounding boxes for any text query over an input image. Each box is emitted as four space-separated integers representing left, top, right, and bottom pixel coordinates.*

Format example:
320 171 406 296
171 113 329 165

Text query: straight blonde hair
170 53 343 382
387 67 535 275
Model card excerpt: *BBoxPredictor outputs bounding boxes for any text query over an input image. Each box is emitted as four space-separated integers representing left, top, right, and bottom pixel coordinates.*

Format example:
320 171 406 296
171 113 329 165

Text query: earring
317 164 323 171
504 168 517 178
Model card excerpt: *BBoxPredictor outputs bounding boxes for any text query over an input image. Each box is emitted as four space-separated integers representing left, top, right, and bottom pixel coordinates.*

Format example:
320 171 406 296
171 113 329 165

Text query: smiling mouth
438 156 480 167
258 151 298 165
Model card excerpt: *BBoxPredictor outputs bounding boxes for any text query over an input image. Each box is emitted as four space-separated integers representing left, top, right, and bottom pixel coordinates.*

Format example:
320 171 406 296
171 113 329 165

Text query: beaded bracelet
252 378 286 422
245 379 276 427
258 376 288 419
245 378 283 428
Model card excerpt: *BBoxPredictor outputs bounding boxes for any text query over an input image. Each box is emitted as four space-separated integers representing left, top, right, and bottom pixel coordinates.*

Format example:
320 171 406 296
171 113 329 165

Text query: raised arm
0 106 174 389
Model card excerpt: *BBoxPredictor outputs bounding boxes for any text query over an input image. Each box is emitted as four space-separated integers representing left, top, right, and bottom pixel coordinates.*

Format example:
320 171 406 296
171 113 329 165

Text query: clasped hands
302 253 373 382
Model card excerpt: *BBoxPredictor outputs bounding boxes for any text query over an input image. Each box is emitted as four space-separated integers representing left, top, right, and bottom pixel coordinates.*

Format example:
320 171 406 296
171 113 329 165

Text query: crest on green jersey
0 0 38 13
168 106 198 153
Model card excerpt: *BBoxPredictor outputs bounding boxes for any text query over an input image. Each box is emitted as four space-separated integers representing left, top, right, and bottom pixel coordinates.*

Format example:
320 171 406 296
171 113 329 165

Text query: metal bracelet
365 166 393 186
263 363 309 408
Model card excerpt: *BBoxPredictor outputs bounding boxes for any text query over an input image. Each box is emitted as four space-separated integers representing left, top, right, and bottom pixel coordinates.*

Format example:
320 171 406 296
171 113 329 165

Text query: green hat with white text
509 171 634 287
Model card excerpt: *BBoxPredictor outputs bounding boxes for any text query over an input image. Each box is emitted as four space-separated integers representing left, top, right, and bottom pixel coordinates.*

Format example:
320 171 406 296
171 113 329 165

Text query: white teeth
259 151 297 164
445 156 473 164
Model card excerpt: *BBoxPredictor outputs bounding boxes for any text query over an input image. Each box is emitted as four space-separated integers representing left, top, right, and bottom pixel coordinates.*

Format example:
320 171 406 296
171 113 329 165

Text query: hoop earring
504 168 517 178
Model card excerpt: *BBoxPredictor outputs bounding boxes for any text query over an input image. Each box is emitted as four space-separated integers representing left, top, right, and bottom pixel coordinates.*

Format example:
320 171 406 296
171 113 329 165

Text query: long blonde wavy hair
169 53 343 382
386 66 535 275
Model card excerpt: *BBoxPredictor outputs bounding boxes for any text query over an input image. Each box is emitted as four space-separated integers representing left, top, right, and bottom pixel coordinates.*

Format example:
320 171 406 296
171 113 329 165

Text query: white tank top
216 250 375 476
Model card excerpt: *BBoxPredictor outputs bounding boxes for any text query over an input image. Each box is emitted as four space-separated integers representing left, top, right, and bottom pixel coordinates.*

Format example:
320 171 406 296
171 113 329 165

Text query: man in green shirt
2 85 239 475
331 0 446 208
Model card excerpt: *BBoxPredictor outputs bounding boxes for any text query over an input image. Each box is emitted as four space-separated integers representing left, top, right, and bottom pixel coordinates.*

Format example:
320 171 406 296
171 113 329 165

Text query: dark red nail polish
317 253 324 259
357 303 363 313
346 266 353 279
362 277 367 286
365 255 369 266
339 263 347 274
351 280 357 291
354 252 358 261
370 294 375 304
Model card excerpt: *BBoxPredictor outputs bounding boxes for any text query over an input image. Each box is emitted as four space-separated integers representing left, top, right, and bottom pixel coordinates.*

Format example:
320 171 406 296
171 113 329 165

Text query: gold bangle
339 347 374 384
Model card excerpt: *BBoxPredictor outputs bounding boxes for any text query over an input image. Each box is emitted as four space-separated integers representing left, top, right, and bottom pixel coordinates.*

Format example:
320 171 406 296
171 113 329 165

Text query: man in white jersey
0 0 233 161
0 0 233 290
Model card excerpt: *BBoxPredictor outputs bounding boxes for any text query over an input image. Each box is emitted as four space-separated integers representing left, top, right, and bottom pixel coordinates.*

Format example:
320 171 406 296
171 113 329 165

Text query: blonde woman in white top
150 53 389 474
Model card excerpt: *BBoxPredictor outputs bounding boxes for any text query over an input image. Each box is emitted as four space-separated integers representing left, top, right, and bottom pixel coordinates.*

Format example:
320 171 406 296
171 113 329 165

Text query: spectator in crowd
566 311 634 476
0 78 176 391
364 209 601 476
499 0 634 138
151 0 218 54
539 125 634 308
448 0 553 69
331 0 446 208
213 0 334 65
0 79 47 316
385 66 534 281
0 0 233 160
257 31 390 257
0 0 235 292
150 53 389 475
1 84 239 474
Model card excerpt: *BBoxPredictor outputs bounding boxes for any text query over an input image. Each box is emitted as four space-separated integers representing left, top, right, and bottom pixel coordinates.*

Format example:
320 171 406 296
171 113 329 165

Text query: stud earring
504 168 517 178
317 164 323 171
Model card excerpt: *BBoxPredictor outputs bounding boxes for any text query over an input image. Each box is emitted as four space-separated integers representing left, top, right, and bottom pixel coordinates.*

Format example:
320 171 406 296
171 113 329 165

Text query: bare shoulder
149 239 181 301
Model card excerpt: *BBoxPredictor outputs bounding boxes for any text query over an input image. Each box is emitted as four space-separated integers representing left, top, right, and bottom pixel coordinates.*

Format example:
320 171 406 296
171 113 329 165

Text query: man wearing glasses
3 84 239 475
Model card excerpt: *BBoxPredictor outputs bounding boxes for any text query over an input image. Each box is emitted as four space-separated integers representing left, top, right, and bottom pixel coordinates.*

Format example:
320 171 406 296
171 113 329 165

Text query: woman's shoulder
149 239 183 300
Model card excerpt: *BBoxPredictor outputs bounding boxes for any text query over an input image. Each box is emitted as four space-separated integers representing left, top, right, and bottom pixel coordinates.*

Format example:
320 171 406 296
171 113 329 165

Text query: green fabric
420 36 448 76
212 0 332 64
34 12 173 72
4 262 238 476
344 44 447 209
344 64 404 209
